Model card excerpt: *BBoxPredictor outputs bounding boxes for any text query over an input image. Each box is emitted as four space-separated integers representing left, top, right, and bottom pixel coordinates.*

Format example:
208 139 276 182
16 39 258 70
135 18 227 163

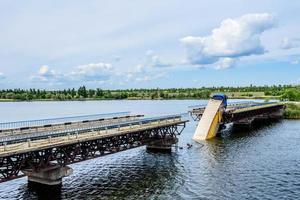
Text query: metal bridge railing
187 101 278 111
188 101 257 110
0 111 131 131
0 113 187 146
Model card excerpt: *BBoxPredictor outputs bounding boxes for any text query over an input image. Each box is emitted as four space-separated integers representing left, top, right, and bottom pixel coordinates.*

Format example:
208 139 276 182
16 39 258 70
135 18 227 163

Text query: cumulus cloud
280 37 300 49
31 65 62 83
180 13 276 68
145 50 171 68
120 50 170 83
70 62 114 81
215 58 237 69
32 62 115 85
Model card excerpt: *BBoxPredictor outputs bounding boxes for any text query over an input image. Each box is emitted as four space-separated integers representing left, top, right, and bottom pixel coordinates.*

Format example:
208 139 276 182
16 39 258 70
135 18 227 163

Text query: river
0 100 299 200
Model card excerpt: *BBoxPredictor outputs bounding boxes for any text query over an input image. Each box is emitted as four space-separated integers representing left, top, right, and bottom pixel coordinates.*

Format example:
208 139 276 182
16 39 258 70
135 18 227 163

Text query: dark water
0 100 300 200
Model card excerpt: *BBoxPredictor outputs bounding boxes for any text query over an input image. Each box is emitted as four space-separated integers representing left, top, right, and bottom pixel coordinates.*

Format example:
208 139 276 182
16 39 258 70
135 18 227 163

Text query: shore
284 102 300 119
0 95 279 102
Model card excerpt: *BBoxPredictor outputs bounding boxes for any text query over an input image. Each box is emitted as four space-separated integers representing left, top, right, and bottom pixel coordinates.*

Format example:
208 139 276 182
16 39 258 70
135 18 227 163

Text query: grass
284 103 300 119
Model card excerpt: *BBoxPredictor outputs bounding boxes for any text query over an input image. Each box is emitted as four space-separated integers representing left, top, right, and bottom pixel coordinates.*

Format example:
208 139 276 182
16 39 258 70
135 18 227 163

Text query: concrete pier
146 138 178 153
22 165 73 186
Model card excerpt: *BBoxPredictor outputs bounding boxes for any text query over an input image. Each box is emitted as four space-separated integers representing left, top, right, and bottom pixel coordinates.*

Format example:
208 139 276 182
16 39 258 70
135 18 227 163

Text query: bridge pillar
233 118 254 130
268 108 285 119
146 138 178 153
22 165 73 186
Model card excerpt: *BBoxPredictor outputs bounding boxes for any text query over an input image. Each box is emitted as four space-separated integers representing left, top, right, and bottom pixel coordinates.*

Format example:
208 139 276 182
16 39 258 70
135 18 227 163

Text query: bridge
189 98 285 142
0 112 187 186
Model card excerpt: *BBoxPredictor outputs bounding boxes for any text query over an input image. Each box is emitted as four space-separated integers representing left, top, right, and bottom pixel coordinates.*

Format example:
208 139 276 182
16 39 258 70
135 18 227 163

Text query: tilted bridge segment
0 112 187 185
189 97 285 142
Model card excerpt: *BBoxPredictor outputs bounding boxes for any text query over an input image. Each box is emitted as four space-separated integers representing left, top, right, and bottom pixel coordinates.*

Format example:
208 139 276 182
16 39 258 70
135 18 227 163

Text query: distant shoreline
0 96 278 102
1 85 297 102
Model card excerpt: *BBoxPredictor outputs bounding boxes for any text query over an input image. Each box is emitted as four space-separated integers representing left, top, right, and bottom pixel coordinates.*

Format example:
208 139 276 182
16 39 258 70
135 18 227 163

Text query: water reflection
19 149 181 200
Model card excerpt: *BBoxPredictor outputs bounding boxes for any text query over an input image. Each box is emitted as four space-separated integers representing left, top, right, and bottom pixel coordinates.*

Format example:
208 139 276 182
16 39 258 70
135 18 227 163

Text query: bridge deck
0 115 187 157
0 114 143 145
189 102 284 121
230 102 284 113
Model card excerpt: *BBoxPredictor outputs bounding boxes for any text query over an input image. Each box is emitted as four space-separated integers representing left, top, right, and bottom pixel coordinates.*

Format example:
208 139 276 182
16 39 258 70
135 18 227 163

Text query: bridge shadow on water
19 148 181 200
220 119 282 139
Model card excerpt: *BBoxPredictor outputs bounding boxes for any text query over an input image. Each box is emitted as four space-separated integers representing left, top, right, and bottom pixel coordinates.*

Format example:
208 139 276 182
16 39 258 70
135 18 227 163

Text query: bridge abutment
22 165 73 186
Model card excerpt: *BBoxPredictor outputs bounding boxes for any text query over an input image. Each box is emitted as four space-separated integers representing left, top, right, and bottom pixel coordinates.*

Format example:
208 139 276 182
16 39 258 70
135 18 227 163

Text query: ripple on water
1 101 300 199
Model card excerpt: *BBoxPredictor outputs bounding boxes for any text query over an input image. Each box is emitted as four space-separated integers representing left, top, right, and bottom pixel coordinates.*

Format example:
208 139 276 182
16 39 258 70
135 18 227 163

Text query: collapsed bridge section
189 95 285 142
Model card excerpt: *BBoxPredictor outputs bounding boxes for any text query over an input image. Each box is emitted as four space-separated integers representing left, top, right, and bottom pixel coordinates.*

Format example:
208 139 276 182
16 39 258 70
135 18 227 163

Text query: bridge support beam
22 165 73 186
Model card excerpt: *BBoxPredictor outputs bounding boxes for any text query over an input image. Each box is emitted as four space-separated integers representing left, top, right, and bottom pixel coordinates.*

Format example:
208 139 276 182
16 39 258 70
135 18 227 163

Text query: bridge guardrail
0 113 187 146
188 101 279 111
188 101 256 110
0 111 131 131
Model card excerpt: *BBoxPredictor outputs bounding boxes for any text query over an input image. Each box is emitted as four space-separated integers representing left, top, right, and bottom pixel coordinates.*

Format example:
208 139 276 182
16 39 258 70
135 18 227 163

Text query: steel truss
0 123 185 182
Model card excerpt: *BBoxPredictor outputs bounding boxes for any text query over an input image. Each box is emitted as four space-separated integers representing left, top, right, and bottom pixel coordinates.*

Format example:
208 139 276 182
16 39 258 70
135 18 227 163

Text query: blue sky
0 0 299 89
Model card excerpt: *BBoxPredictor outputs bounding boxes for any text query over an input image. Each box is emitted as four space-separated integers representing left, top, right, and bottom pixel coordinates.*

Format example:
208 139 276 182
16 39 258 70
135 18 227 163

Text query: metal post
27 139 31 147
48 136 52 143
4 142 7 151
67 133 70 140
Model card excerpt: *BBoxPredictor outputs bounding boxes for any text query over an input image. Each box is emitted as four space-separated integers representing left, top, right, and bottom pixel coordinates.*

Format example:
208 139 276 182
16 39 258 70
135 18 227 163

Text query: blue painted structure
212 94 228 108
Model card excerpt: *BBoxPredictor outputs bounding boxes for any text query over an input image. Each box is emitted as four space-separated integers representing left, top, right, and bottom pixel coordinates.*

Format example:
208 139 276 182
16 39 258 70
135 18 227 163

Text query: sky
0 0 299 89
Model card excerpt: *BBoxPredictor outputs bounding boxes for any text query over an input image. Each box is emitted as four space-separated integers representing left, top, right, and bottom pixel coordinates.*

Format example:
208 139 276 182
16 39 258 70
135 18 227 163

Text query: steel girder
0 124 185 183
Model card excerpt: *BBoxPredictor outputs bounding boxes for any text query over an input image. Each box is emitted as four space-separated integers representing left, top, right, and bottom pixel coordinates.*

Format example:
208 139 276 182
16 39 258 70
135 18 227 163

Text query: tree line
0 85 300 101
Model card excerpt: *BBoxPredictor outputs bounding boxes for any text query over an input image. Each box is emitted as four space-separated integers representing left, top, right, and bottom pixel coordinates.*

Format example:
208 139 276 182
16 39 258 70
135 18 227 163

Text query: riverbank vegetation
284 103 300 119
0 85 300 101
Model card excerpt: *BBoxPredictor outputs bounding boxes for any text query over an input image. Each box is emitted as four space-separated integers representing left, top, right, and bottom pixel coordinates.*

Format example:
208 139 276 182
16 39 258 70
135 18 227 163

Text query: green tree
78 86 88 98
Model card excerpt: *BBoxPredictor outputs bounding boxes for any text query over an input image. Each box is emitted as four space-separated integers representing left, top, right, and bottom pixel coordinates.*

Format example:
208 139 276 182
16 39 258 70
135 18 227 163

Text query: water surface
0 100 299 200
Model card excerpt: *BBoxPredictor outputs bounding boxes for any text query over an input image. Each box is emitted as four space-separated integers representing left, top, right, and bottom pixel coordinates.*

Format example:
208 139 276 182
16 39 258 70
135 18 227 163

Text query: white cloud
0 72 5 80
215 57 236 69
70 62 114 81
280 37 300 49
38 65 58 79
180 13 276 68
120 50 171 83
135 73 166 82
145 50 171 68
31 65 62 83
32 62 115 86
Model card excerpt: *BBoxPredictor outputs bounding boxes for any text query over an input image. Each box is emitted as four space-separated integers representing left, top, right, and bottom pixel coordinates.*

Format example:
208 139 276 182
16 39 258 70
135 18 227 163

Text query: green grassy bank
284 103 300 119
